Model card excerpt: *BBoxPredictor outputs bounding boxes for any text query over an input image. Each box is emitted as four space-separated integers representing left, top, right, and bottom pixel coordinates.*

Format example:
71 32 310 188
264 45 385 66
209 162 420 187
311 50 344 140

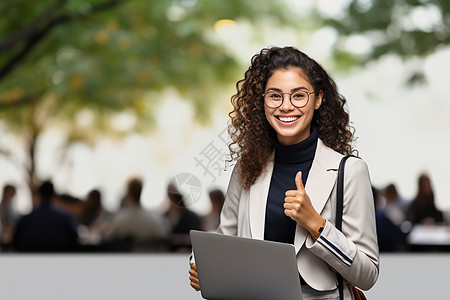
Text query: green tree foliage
316 0 450 79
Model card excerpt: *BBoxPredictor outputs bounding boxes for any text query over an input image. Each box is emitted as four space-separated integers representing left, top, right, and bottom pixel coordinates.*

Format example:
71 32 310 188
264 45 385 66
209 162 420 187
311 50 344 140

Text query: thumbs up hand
284 171 324 236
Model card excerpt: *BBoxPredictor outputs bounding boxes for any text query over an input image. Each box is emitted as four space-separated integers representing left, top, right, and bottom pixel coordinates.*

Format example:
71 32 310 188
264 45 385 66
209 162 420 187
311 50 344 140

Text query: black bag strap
336 155 354 299
336 155 353 231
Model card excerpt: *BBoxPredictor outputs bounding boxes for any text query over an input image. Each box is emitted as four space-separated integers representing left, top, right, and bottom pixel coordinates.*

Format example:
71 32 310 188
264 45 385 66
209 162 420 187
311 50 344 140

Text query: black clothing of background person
406 174 443 225
13 180 79 252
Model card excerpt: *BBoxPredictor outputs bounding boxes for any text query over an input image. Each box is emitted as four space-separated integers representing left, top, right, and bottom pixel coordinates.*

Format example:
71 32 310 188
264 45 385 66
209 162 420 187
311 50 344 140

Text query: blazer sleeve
305 157 379 290
216 162 242 236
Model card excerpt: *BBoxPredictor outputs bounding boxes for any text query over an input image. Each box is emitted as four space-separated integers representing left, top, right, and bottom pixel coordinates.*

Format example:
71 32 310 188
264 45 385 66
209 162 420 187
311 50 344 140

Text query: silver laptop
190 230 302 300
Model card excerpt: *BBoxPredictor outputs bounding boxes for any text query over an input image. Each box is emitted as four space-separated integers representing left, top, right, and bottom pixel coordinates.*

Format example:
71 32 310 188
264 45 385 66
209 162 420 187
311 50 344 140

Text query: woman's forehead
267 67 312 87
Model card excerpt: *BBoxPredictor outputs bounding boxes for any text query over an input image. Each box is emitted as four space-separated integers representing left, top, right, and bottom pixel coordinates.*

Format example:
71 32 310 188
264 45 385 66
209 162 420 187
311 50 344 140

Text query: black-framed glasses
263 90 319 108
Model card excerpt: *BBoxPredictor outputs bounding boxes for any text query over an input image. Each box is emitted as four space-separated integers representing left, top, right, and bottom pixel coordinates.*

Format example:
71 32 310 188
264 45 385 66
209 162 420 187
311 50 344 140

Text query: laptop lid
190 230 302 300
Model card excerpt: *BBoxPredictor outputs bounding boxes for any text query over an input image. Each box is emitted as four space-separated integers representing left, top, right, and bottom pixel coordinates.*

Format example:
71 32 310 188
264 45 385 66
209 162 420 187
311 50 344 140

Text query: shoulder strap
336 155 354 299
336 155 353 231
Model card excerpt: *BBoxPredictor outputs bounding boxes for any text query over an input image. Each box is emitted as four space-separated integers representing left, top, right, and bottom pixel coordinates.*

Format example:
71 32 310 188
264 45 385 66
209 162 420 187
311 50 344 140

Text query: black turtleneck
264 127 318 244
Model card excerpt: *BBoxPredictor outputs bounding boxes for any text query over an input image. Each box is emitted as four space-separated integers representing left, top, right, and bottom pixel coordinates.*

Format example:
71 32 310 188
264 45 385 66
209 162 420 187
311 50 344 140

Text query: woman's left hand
284 171 324 235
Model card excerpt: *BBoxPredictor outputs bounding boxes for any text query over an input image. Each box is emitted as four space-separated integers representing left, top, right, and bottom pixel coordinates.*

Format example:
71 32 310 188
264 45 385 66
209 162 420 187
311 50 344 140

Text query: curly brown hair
228 46 356 189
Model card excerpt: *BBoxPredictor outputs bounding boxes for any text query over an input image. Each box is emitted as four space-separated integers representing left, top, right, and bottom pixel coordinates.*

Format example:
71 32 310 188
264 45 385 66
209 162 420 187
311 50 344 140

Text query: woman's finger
190 279 200 291
190 281 201 291
189 274 199 285
189 264 200 291
285 190 300 197
283 202 297 210
189 268 198 277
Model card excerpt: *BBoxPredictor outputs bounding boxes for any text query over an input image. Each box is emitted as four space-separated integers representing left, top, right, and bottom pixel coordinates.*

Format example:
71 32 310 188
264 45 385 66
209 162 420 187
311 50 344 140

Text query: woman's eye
270 93 282 99
292 92 307 99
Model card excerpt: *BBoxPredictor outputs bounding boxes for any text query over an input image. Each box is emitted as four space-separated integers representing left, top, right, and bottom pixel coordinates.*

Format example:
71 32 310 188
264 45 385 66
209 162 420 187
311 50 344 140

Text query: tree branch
0 0 129 83
0 14 73 83
0 0 68 53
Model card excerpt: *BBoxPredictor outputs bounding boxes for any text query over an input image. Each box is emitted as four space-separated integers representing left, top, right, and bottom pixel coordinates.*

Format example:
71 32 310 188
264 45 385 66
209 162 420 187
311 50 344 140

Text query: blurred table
407 224 450 251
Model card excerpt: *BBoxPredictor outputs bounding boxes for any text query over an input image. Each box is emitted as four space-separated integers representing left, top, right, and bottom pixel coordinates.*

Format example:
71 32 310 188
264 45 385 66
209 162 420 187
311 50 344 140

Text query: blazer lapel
248 155 274 240
294 139 341 254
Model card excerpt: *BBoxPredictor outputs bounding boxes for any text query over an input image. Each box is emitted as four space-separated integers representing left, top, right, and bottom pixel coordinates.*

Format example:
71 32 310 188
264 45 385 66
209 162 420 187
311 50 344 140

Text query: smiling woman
189 46 379 300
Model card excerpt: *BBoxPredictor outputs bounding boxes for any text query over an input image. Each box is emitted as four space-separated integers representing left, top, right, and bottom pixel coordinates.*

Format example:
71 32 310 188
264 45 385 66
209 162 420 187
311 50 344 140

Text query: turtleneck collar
274 126 318 164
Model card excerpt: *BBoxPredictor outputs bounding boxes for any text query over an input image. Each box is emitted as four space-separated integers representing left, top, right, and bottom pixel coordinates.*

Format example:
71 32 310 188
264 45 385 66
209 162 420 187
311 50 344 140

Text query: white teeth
278 116 299 122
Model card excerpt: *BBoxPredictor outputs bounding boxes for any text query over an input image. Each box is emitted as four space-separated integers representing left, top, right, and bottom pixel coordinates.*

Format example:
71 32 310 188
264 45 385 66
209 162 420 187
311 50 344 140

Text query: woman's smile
275 115 301 124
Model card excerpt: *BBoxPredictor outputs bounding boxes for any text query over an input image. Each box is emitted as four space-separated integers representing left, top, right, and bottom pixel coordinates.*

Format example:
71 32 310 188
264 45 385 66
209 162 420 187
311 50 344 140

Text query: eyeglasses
263 90 319 108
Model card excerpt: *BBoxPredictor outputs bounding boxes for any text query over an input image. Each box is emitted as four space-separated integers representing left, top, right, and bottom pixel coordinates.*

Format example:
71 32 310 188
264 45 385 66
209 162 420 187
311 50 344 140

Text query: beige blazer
216 139 379 298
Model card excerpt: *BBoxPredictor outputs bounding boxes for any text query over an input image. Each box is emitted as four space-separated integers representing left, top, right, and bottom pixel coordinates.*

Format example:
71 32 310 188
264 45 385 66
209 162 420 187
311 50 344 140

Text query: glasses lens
264 92 282 108
291 91 308 108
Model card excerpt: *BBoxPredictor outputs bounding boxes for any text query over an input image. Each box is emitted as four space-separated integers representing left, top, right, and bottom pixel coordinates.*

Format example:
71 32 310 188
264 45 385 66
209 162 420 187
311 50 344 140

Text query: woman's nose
279 94 294 111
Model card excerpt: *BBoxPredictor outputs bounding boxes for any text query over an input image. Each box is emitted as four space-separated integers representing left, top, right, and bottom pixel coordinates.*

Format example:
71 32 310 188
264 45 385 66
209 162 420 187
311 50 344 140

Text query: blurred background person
0 184 20 250
54 193 84 222
373 186 408 252
13 180 79 252
202 188 225 232
78 189 113 247
165 182 201 252
108 177 168 252
380 183 409 227
406 173 444 225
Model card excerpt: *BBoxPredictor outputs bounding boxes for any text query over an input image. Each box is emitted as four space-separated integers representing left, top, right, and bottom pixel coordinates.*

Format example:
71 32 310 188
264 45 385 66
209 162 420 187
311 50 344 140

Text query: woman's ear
314 90 324 110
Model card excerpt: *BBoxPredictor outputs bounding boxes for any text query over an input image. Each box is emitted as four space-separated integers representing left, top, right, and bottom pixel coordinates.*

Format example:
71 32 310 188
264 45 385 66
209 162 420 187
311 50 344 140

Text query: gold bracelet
311 231 320 240
311 219 326 240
